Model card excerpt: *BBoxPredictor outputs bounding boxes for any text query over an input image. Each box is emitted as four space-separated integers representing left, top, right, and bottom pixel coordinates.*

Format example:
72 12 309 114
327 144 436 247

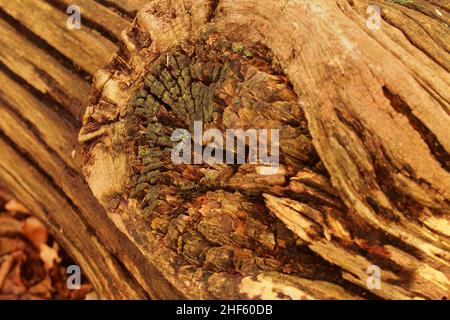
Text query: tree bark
0 0 449 299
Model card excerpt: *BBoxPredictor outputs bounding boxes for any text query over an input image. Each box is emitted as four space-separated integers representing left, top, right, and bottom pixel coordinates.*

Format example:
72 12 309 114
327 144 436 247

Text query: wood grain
81 0 450 299
0 0 116 75
0 0 155 299
0 0 448 300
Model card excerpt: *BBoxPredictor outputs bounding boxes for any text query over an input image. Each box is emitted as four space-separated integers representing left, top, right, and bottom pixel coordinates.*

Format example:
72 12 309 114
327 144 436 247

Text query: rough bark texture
1 0 449 299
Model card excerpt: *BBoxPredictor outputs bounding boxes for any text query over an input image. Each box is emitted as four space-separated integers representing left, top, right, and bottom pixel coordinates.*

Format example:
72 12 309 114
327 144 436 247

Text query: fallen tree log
1 0 449 299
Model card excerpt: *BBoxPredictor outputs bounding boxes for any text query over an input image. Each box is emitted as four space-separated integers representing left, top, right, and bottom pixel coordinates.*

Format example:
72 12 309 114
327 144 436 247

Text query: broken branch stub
79 0 450 299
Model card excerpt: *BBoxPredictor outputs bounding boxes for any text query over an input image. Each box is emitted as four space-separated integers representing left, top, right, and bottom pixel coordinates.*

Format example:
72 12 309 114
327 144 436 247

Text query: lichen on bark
118 30 344 282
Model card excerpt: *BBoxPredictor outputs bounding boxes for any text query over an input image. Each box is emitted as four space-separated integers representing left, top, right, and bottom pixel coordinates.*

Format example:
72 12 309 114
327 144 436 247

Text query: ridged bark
78 0 450 299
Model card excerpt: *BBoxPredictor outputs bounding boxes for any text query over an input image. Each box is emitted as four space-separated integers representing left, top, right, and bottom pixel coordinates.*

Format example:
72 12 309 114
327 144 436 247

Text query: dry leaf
5 199 29 214
0 216 23 236
22 217 48 248
69 284 94 300
1 263 26 295
28 276 52 299
0 237 25 256
39 243 60 270
0 255 14 290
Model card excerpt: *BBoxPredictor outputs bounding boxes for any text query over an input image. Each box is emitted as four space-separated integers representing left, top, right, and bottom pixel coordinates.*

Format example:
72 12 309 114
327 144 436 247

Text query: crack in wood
382 85 450 172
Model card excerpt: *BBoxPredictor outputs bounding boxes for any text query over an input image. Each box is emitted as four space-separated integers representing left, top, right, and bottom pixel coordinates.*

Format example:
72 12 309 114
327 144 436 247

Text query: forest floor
0 186 95 300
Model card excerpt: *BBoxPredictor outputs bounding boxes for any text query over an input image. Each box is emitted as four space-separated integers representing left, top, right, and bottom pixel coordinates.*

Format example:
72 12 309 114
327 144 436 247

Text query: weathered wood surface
0 0 449 299
0 0 179 299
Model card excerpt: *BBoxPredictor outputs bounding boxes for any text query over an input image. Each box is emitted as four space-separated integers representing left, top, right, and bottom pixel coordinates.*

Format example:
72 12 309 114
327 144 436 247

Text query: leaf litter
0 186 96 300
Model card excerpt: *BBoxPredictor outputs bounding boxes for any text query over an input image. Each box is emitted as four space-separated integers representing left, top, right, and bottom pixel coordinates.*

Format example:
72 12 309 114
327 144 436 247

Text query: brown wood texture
0 0 182 299
0 0 449 300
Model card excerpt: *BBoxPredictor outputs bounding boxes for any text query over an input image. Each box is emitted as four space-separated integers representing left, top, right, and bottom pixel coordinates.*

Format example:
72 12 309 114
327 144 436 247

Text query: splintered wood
80 0 449 299
0 0 448 299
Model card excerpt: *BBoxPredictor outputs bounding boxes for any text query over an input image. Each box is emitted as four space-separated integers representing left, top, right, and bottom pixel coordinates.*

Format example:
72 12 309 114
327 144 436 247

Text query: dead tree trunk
0 0 449 299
